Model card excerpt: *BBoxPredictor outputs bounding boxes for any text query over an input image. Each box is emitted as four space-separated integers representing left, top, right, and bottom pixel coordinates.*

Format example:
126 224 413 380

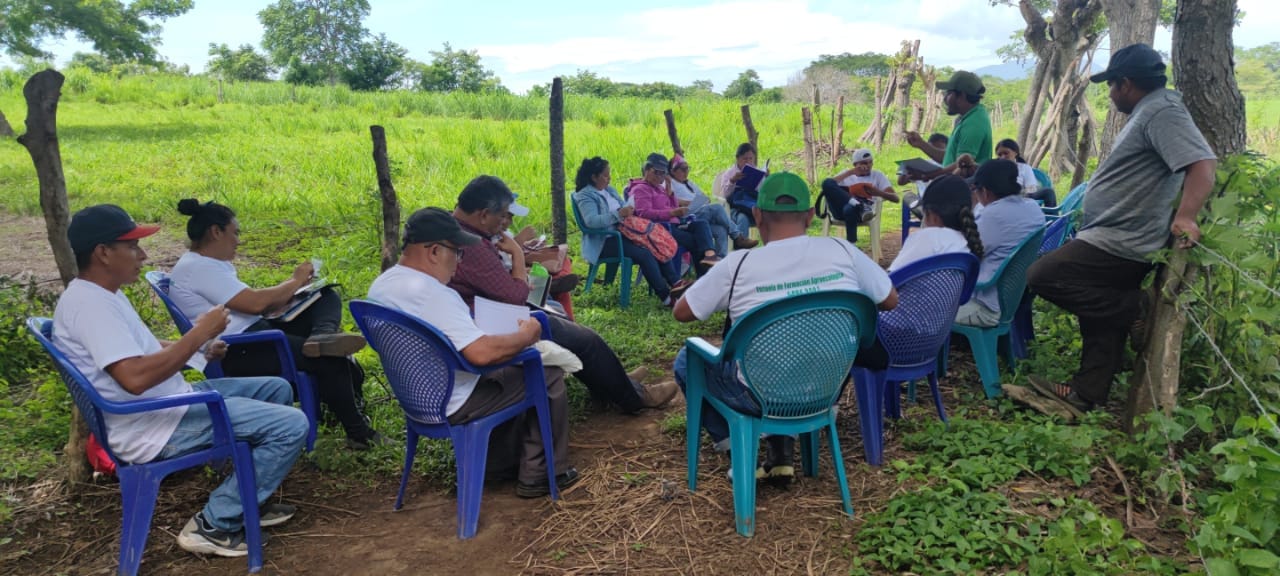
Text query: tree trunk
1172 0 1247 156
550 78 567 245
16 69 89 485
663 109 683 158
859 75 886 144
1124 251 1195 431
1098 0 1161 161
740 105 758 152
0 109 13 137
369 126 401 272
890 41 921 146
832 95 845 167
1020 54 1054 149
801 107 816 185
1071 99 1095 188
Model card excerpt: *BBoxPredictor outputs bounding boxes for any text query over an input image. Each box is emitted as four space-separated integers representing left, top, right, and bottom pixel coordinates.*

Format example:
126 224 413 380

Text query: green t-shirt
942 103 993 166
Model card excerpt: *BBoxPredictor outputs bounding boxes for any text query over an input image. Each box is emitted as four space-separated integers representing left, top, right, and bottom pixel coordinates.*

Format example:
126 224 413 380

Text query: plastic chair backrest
881 253 979 368
1033 168 1052 190
990 228 1046 324
1040 214 1073 256
349 300 462 426
26 317 120 464
1058 181 1088 215
144 271 194 333
721 291 877 420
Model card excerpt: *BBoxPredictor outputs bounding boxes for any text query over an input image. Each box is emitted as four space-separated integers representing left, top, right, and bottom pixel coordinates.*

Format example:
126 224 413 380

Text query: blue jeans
602 235 680 300
731 210 754 240
672 348 761 443
693 204 739 256
157 377 308 532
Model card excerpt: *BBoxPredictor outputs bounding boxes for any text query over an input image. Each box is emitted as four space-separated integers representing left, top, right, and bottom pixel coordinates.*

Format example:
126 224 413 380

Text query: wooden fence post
741 105 758 151
801 107 816 185
831 95 845 167
369 126 401 272
18 69 89 485
664 109 683 157
550 78 567 245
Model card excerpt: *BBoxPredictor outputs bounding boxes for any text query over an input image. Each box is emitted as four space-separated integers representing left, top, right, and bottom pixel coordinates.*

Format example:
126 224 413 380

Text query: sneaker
627 366 650 383
860 210 877 223
259 502 297 527
177 512 248 558
762 436 796 486
638 380 679 409
732 236 759 249
549 273 581 295
302 333 367 358
699 256 722 267
345 431 394 451
712 437 731 453
516 467 581 498
668 279 694 300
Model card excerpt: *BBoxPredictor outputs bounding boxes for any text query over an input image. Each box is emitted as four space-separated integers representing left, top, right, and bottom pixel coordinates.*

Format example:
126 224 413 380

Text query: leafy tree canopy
207 43 275 82
808 52 892 77
0 0 193 62
259 0 369 85
723 69 763 100
344 34 409 91
416 42 502 93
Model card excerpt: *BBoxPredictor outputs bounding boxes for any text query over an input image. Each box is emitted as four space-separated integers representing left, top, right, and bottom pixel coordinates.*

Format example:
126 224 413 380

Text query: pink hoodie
630 179 681 223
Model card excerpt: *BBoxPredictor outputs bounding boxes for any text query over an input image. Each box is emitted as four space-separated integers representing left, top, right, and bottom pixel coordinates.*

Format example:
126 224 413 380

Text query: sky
17 0 1280 94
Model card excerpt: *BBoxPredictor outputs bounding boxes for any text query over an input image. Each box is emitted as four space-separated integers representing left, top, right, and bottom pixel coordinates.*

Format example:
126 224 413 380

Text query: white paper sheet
474 296 531 335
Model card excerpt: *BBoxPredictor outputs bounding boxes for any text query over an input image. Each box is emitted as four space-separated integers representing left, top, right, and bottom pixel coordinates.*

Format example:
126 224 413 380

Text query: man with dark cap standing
1025 43 1217 414
905 70 992 180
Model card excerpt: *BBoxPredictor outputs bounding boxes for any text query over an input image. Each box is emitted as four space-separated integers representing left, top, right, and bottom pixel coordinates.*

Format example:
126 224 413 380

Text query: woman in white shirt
995 138 1057 207
168 199 385 450
889 175 985 273
668 154 757 256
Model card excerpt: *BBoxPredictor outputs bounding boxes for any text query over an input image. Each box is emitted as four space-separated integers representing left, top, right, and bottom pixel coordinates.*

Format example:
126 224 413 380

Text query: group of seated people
50 129 1049 557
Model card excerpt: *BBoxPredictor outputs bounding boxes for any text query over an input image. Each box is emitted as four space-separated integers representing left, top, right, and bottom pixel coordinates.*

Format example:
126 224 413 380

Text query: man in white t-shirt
367 207 576 498
819 148 900 244
672 173 898 482
52 204 307 558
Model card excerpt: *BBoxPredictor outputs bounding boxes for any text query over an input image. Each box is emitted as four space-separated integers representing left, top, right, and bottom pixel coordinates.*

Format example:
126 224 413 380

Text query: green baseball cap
757 172 811 212
936 70 985 96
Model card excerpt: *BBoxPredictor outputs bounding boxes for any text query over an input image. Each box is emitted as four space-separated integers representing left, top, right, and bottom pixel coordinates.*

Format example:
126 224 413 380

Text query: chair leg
827 420 854 517
296 373 319 453
603 262 618 285
532 388 560 500
231 441 264 573
884 379 902 420
685 384 703 492
800 430 819 477
928 372 949 424
906 380 918 405
619 259 633 309
117 470 162 576
583 263 599 294
968 332 1004 398
728 418 759 538
394 426 420 511
454 425 492 539
852 368 884 466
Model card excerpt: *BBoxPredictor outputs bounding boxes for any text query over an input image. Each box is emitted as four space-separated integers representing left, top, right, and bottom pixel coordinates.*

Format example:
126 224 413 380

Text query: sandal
1004 385 1077 421
1026 375 1091 417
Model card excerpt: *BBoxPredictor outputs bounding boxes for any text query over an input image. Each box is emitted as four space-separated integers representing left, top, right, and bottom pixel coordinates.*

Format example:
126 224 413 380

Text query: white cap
509 192 530 217
852 148 873 163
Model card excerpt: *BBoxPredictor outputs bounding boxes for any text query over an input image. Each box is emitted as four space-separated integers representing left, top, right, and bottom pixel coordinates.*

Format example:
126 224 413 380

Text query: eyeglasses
429 243 464 261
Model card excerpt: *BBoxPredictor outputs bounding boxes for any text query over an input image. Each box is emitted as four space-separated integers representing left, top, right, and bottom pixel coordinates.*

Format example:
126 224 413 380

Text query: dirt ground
0 214 188 287
0 224 1184 575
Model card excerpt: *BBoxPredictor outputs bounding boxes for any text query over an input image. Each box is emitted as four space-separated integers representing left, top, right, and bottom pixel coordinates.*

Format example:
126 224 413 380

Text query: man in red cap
52 204 308 558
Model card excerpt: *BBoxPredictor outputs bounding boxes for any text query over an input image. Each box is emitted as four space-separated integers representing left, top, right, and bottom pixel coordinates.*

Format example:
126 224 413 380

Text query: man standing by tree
1024 43 1216 414
905 70 992 180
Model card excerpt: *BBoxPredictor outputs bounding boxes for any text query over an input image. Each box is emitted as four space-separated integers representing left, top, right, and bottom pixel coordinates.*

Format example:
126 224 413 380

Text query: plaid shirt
447 220 531 310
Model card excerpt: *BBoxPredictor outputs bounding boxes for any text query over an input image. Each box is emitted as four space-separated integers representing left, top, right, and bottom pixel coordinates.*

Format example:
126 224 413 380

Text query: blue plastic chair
1010 215 1076 359
948 227 1046 398
1044 181 1087 221
571 200 636 308
145 271 319 452
26 318 264 576
1032 168 1053 191
348 300 559 539
851 253 978 466
685 290 878 537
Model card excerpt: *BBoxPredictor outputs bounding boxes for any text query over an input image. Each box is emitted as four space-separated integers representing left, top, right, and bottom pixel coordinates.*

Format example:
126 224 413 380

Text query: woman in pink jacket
629 153 721 276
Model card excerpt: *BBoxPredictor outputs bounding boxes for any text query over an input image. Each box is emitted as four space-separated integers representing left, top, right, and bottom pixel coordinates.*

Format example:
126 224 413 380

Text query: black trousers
1027 239 1152 406
820 178 871 243
545 315 646 412
219 287 373 440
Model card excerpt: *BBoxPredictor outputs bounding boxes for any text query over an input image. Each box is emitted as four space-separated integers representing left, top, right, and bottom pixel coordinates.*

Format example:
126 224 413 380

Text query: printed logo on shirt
754 272 846 297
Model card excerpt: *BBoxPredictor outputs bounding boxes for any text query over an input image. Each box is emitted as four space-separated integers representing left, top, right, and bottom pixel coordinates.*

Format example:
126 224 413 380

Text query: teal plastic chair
1044 181 1087 221
684 290 878 537
571 200 635 308
948 227 1045 398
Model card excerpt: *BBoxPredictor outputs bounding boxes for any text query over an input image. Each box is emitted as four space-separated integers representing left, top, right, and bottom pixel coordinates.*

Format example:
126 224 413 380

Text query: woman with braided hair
888 175 984 272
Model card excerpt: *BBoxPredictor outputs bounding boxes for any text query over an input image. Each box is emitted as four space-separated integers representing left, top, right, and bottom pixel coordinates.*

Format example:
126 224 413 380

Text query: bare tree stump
801 107 816 184
17 69 89 485
550 78 567 245
369 126 401 272
663 109 683 157
740 105 758 152
1124 251 1196 431
831 96 845 167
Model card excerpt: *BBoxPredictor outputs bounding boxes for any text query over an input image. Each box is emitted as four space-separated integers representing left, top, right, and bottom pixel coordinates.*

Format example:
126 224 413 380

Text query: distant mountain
975 61 1035 80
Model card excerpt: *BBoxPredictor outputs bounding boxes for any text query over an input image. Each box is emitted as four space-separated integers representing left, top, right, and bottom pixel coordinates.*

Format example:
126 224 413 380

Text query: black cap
644 152 670 173
403 207 481 247
971 159 1021 196
1090 43 1166 84
68 204 161 255
921 176 973 208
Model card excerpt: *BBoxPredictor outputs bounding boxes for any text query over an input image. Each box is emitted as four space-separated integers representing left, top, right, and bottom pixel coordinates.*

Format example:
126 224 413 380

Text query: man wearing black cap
367 207 577 498
52 204 308 557
1026 43 1216 414
905 70 992 179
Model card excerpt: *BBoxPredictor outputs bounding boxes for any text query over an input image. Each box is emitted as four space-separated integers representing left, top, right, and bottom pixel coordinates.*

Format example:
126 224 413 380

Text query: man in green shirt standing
905 70 992 180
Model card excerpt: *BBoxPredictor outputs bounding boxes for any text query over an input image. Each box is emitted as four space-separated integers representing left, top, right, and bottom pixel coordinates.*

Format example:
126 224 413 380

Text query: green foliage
207 43 276 83
723 69 763 100
259 0 370 86
808 52 891 78
0 281 69 482
561 69 619 99
1236 43 1280 97
416 42 502 94
1194 415 1280 575
0 0 193 62
343 34 409 92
